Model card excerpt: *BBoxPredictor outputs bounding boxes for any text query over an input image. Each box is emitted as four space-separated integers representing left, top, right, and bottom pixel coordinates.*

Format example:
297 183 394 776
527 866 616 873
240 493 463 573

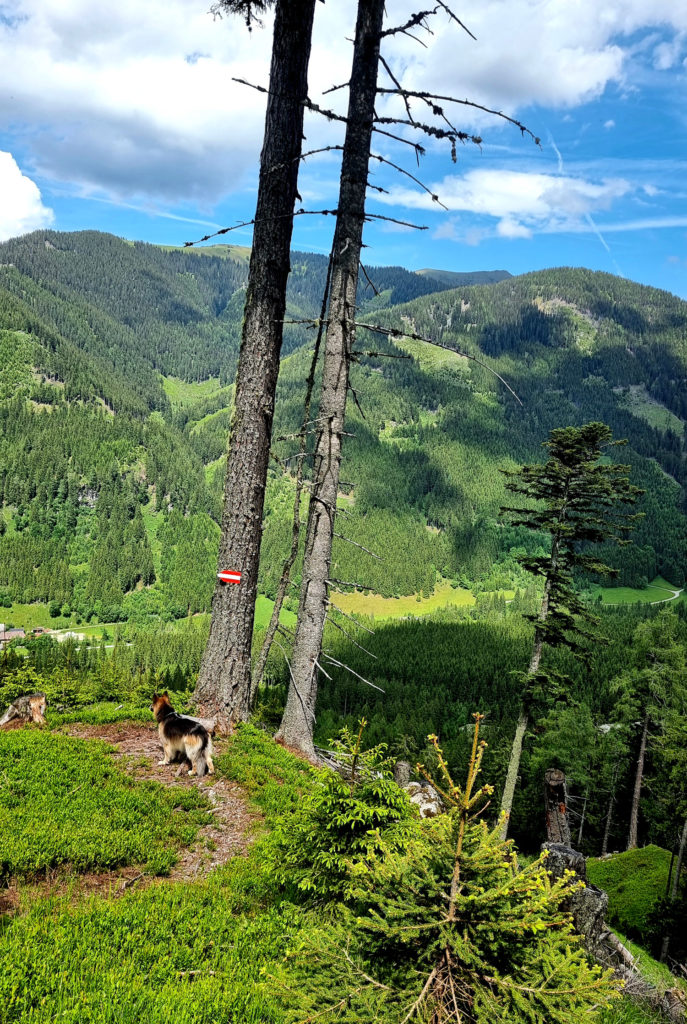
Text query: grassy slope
0 723 658 1024
587 845 674 937
330 580 513 620
592 576 685 606
0 731 209 881
0 726 315 1024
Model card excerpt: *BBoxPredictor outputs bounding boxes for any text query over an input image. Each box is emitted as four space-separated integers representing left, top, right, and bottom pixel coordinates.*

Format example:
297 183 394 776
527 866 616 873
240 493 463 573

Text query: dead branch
373 126 426 158
353 321 522 405
347 380 366 419
333 532 381 560
364 212 428 230
379 53 417 126
375 89 540 145
370 151 448 208
359 262 381 296
327 578 377 591
326 613 377 659
324 598 375 634
378 8 438 40
184 209 338 248
321 654 385 693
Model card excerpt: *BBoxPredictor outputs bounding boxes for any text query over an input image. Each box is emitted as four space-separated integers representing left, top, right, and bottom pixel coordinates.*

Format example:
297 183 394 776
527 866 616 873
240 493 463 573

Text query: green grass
0 725 314 1024
330 581 513 621
47 702 154 726
0 731 210 882
587 845 674 938
0 603 75 631
591 576 683 606
160 375 223 409
618 384 684 435
0 865 303 1024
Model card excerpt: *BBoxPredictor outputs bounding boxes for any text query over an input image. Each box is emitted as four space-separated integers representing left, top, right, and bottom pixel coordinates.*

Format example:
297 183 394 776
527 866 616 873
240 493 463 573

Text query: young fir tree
498 422 642 838
286 716 619 1024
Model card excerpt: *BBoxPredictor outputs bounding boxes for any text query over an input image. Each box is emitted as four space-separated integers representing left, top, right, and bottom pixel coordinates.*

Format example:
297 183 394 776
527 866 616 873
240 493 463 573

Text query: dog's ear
152 692 158 699
162 690 168 697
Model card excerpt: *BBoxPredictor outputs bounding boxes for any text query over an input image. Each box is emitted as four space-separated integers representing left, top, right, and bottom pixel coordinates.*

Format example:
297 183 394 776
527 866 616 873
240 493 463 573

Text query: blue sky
1 1 687 297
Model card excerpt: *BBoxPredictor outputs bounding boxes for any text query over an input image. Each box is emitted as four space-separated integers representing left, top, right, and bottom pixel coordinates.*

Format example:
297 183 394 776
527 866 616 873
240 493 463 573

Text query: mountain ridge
1 231 686 625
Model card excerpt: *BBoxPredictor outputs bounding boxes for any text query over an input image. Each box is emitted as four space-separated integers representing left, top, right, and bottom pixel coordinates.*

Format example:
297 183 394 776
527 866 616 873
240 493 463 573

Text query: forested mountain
1 230 686 624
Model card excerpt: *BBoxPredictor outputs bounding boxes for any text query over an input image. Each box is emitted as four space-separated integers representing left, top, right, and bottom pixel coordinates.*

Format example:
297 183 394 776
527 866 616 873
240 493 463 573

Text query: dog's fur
150 692 214 777
0 692 47 728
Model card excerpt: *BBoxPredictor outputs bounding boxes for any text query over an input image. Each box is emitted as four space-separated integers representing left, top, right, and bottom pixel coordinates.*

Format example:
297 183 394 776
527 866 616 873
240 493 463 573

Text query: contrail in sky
548 134 625 278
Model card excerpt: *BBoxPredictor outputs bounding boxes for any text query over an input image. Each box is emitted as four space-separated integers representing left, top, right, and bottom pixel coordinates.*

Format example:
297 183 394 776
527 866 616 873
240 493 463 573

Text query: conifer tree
195 0 318 725
498 422 642 838
294 716 619 1024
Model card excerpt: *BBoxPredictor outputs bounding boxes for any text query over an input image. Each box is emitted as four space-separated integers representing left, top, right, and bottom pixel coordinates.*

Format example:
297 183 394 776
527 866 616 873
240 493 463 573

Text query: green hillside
1 232 687 628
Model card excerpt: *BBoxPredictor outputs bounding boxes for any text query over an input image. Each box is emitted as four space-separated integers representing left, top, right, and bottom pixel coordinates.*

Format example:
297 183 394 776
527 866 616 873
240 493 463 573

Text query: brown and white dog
150 692 214 777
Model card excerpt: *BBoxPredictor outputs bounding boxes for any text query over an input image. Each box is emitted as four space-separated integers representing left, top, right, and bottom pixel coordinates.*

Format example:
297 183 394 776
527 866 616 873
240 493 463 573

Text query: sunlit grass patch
591 575 683 606
330 581 515 621
0 731 209 883
587 845 674 938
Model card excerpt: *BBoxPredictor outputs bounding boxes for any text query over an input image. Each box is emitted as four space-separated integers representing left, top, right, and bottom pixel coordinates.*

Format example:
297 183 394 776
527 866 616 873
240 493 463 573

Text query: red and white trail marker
217 569 242 585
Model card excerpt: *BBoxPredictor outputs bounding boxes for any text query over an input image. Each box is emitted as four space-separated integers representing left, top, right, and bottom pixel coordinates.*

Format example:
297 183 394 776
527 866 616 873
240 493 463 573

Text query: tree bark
276 0 386 755
627 712 649 850
195 0 317 725
601 764 619 856
544 768 572 846
660 813 687 962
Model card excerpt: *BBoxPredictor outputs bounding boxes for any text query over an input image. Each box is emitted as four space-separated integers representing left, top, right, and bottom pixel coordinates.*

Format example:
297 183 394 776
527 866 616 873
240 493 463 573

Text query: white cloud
382 168 632 240
604 120 616 129
1 0 687 208
0 152 54 240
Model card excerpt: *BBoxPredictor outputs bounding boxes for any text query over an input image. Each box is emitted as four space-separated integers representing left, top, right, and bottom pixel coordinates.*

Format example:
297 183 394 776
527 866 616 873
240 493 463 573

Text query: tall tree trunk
276 0 386 755
601 765 619 856
250 256 332 705
577 787 589 847
499 538 558 837
660 814 687 962
627 711 649 850
195 0 317 725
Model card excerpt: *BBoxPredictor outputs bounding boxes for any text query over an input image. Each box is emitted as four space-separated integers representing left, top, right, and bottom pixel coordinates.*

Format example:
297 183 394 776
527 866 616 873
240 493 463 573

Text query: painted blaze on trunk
194 0 317 726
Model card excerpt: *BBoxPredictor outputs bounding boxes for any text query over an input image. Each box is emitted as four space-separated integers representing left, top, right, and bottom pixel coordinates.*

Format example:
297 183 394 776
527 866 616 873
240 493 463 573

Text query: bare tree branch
321 654 385 692
184 209 338 248
353 321 523 405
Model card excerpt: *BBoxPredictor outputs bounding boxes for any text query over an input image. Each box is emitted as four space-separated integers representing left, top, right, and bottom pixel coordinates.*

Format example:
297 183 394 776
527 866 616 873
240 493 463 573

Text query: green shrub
270 721 416 902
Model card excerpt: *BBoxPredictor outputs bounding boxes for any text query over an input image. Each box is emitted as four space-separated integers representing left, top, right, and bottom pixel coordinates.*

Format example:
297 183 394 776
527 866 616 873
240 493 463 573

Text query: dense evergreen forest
1 230 687 623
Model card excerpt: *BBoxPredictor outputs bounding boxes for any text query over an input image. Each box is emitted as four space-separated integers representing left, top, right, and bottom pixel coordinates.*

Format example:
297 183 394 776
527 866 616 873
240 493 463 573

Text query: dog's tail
192 732 214 778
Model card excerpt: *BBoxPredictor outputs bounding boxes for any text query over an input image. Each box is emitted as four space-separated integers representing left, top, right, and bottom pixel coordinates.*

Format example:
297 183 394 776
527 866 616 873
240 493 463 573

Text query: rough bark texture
276 0 386 755
195 0 317 725
542 843 609 956
627 712 649 850
544 768 572 846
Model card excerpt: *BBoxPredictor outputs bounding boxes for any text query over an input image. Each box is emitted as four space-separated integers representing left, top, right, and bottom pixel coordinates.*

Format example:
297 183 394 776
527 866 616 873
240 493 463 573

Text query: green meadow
330 580 513 620
591 575 684 606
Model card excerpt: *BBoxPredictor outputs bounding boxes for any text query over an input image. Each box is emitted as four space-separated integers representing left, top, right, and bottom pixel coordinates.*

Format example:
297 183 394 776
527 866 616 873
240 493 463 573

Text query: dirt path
650 586 684 605
0 722 257 916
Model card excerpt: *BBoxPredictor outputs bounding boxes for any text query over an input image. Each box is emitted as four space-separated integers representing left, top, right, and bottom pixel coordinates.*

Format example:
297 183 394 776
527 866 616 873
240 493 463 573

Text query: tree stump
544 767 571 846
